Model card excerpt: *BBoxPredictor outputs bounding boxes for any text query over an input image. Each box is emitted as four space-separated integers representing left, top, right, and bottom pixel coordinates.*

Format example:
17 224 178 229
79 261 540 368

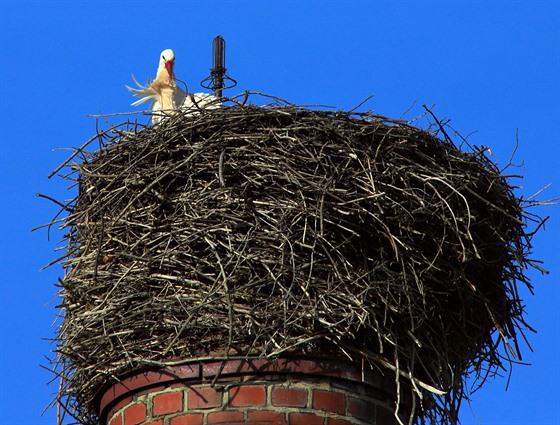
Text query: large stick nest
47 96 543 424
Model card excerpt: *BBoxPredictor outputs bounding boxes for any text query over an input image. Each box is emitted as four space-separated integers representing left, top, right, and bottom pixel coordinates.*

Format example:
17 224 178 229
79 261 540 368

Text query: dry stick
36 193 73 212
347 94 375 114
219 149 226 187
48 127 121 179
422 104 455 147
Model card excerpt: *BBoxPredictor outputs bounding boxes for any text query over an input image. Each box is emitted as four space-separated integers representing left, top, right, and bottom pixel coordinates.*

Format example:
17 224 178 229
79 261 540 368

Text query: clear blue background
1 1 558 424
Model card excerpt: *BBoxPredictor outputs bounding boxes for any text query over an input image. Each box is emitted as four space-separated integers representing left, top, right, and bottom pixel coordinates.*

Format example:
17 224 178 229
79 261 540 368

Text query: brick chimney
99 358 411 425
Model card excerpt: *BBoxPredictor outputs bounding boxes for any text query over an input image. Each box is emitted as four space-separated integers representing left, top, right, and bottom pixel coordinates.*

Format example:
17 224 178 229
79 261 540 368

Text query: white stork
127 49 220 123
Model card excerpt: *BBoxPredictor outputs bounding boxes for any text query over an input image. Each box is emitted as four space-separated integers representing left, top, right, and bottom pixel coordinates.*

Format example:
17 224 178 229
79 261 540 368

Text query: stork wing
181 93 222 111
126 74 159 107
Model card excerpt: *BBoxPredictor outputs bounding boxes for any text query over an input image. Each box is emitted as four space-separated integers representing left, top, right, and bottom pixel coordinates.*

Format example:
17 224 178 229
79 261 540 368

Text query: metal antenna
212 36 225 98
201 35 237 98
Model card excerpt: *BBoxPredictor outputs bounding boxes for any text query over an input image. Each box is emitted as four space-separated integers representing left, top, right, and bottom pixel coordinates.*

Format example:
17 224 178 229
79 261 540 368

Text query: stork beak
164 60 174 78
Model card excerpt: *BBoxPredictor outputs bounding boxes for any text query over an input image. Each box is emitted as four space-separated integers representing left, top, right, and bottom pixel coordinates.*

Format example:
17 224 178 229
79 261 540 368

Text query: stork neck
155 67 176 86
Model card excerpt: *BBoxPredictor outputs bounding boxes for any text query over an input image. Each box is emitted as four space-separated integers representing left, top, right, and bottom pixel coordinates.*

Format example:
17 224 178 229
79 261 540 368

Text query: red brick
347 397 375 422
99 371 200 416
229 385 266 407
313 389 345 414
202 359 243 378
247 410 288 424
123 403 147 425
153 391 183 415
170 414 204 425
187 387 223 409
271 387 308 407
145 421 163 425
289 412 325 425
207 410 245 423
108 413 123 425
106 396 134 421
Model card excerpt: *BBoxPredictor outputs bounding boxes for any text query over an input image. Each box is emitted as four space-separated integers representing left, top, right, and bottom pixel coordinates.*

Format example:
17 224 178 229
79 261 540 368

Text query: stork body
127 49 220 123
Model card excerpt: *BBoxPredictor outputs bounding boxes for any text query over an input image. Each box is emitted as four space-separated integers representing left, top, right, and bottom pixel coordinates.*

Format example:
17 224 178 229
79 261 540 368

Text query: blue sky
0 1 558 424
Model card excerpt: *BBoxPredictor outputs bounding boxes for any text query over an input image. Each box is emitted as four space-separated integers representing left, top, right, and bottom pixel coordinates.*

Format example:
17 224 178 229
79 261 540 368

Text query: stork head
159 49 176 78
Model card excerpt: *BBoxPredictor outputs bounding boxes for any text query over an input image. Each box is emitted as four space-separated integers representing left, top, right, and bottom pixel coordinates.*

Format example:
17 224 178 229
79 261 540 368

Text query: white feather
126 75 158 107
